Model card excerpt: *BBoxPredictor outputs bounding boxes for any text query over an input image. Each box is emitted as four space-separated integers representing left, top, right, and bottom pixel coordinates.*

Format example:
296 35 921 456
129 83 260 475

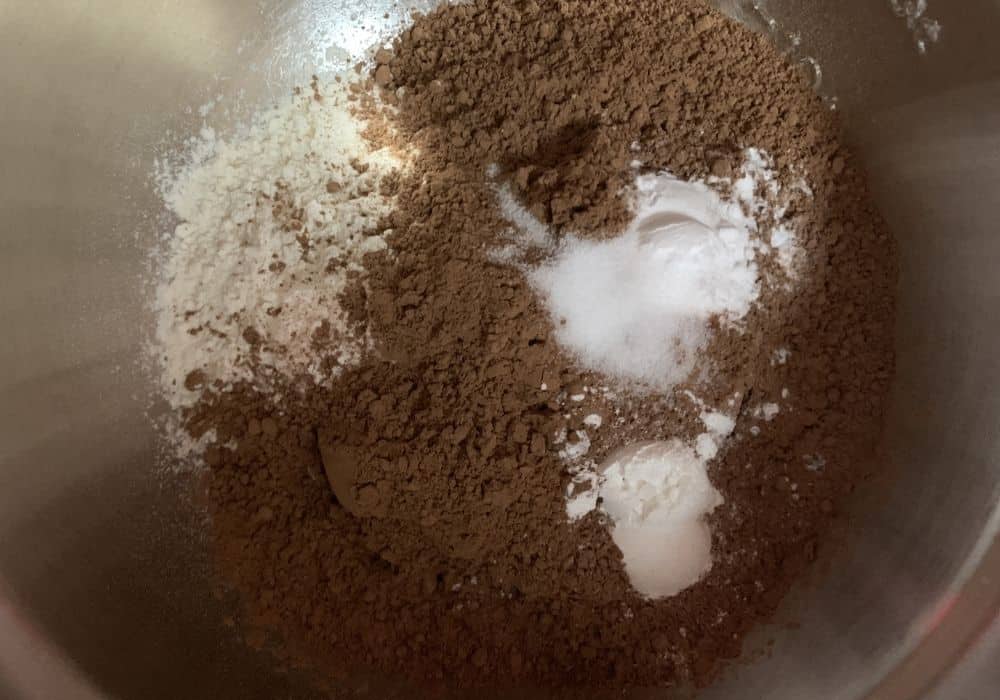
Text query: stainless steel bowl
1 1 997 698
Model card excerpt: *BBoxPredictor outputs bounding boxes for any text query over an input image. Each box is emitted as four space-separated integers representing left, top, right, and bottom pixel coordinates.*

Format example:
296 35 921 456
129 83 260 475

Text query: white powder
755 403 781 421
725 147 803 279
770 225 797 273
495 182 554 251
531 173 760 390
496 148 804 392
565 467 601 521
695 410 737 461
583 414 603 429
153 74 404 407
565 403 737 598
700 409 737 436
598 441 724 598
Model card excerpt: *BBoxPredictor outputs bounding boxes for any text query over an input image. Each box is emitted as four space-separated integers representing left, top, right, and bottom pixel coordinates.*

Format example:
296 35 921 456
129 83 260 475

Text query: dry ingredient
596 440 725 598
156 0 899 692
154 74 404 409
516 150 799 392
569 404 738 598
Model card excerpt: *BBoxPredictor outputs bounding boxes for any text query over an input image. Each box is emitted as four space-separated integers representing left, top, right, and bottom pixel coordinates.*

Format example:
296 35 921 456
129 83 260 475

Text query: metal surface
0 1 997 698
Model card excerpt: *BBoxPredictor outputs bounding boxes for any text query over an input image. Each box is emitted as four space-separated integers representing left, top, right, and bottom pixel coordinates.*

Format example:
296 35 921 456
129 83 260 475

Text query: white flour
153 75 404 408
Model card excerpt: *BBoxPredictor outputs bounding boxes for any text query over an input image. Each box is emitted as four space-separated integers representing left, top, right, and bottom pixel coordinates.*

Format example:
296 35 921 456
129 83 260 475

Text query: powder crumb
598 440 723 597
755 403 781 421
805 454 828 472
558 431 591 461
583 414 603 429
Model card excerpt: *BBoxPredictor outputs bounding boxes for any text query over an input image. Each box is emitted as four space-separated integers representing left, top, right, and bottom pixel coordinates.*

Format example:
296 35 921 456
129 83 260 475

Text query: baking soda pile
152 0 897 692
511 149 802 392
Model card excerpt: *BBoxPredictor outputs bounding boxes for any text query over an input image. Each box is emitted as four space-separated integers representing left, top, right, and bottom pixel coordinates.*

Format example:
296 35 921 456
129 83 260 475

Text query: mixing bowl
1 1 997 698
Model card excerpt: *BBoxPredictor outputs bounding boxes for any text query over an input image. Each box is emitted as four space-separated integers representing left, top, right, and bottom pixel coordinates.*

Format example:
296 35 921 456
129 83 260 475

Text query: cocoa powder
185 0 896 693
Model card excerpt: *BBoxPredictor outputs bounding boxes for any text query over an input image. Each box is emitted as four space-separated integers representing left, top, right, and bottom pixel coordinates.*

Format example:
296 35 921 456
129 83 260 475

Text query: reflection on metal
744 1 826 97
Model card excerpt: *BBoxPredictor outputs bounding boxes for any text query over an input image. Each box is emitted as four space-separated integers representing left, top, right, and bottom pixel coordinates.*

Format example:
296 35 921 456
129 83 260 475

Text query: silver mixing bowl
1 1 997 698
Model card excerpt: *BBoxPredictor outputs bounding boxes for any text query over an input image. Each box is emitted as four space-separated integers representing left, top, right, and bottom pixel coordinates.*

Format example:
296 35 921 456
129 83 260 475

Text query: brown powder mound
187 0 896 693
379 0 838 238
